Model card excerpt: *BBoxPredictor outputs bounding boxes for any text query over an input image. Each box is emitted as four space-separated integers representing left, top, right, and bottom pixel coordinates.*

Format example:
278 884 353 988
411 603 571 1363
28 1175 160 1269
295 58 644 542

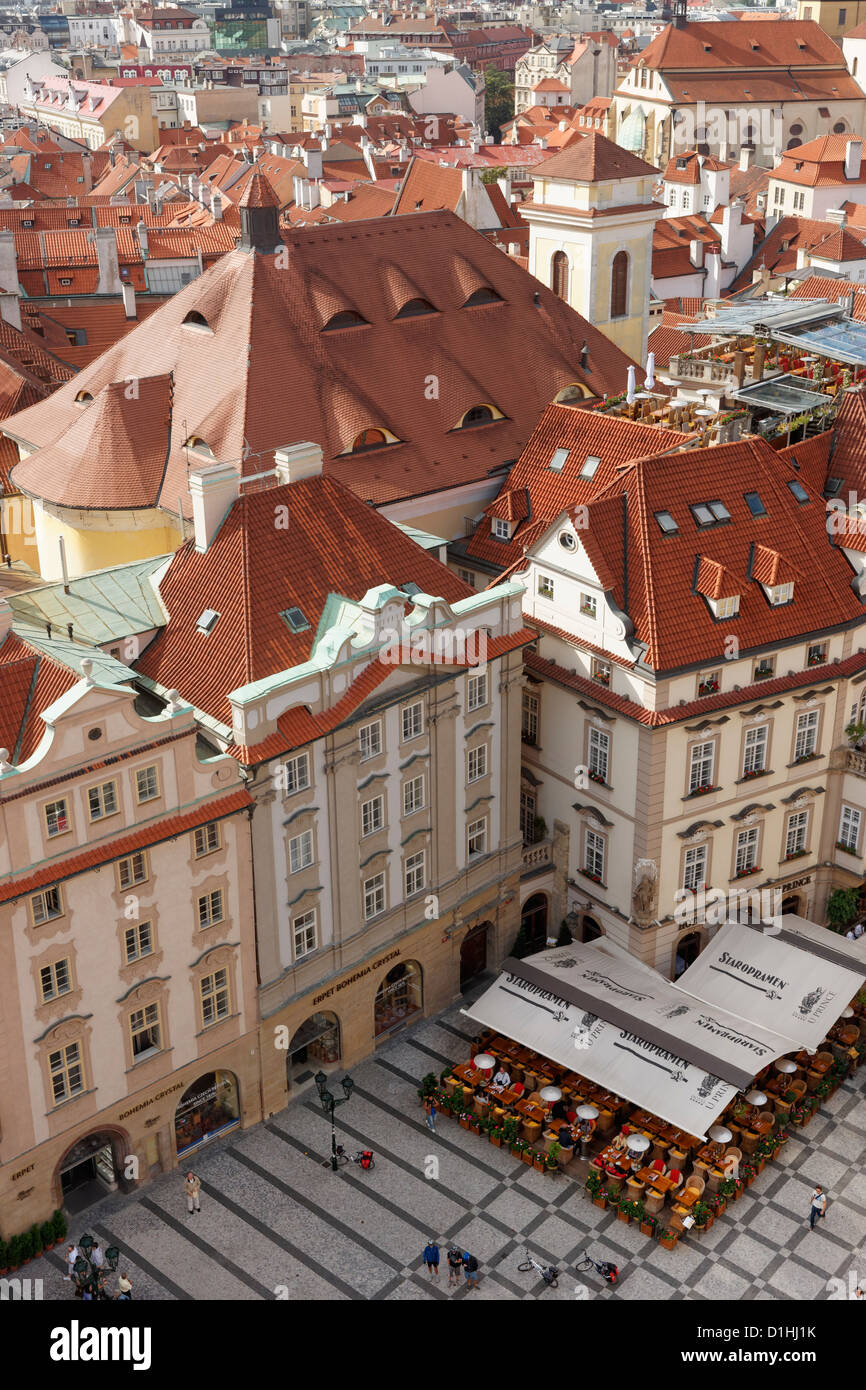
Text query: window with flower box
734 827 759 877
807 643 826 668
793 709 819 762
688 741 715 793
784 809 809 858
697 670 720 697
742 726 768 777
591 657 611 686
753 657 774 682
44 798 70 838
537 573 554 600
580 592 597 618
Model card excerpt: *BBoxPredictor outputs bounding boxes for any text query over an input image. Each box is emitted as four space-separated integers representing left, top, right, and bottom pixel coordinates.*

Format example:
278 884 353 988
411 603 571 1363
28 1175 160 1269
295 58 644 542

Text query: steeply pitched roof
5 212 637 510
536 132 657 182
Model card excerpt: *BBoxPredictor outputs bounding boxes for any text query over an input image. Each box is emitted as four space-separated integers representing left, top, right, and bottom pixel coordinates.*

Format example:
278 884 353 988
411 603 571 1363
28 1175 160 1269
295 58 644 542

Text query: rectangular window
839 805 861 851
359 720 382 761
537 573 554 600
130 1002 162 1059
292 908 317 958
683 843 707 892
742 726 768 776
689 741 714 793
364 872 386 920
118 851 147 889
361 795 384 837
785 810 809 858
40 957 71 1003
754 657 774 681
124 920 153 963
768 582 794 605
467 672 487 711
401 701 424 742
591 657 611 686
807 643 826 668
584 828 605 881
194 822 220 857
45 798 70 838
735 827 759 876
522 689 538 742
588 727 610 783
31 885 63 925
403 774 425 816
458 567 476 588
200 968 231 1026
197 889 224 929
282 752 310 794
289 828 313 873
49 1041 83 1104
404 849 425 897
88 780 118 821
467 744 488 782
468 817 487 858
580 592 597 618
135 765 159 803
716 596 740 618
493 517 511 539
698 670 720 697
794 710 819 761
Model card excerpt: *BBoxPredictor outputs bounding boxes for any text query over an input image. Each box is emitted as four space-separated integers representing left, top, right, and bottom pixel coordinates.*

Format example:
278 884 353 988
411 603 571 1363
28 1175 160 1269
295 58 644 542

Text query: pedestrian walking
90 1242 104 1269
447 1245 463 1288
116 1273 133 1301
185 1171 201 1214
810 1185 827 1230
424 1094 438 1134
422 1239 440 1279
64 1244 78 1282
463 1251 479 1289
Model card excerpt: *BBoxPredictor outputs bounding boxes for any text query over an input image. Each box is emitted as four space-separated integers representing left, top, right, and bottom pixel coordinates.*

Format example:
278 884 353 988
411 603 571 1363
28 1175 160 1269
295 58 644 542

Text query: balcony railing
522 838 552 873
846 748 866 778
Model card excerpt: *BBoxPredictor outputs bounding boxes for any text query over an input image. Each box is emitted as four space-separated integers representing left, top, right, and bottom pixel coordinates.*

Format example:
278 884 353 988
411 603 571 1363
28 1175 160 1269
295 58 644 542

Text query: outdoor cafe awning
462 941 800 1140
674 917 866 1053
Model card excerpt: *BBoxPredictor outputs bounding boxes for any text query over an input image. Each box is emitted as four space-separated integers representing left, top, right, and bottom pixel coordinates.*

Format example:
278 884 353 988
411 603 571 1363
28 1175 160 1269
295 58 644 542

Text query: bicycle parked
335 1145 375 1170
575 1249 619 1285
517 1247 560 1288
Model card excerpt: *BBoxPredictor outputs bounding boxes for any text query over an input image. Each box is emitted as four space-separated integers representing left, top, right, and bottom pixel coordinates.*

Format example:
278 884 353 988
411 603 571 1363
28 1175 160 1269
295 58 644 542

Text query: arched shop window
374 961 423 1037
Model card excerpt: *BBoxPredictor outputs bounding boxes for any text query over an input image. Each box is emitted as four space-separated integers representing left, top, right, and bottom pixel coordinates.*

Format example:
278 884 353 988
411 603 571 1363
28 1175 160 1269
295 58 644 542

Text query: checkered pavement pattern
28 982 866 1300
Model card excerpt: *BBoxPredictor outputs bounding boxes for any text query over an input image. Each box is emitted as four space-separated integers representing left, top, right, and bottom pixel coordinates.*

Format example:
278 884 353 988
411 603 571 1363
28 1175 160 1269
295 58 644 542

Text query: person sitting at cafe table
558 1123 575 1149
492 1065 511 1089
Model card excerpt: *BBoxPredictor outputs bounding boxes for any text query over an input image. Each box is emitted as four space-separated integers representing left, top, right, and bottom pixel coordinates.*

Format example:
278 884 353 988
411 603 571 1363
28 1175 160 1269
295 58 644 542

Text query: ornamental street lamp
315 1070 355 1173
72 1232 119 1300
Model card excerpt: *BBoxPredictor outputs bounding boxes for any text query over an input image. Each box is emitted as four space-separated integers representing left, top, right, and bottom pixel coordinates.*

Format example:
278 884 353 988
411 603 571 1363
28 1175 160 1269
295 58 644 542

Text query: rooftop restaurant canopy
676 297 866 365
462 941 800 1139
674 917 866 1053
733 373 829 415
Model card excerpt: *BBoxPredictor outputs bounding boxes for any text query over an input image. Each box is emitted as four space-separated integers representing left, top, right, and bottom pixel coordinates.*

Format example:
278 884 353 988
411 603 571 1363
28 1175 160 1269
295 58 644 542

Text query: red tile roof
636 19 855 72
4 212 637 510
771 134 866 188
392 157 464 215
0 631 80 764
536 132 657 182
0 786 253 905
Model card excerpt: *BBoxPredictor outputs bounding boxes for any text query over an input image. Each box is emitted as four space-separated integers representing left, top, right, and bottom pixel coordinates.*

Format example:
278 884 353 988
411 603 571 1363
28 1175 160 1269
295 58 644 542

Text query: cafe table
675 1187 700 1210
516 1099 546 1125
635 1167 675 1193
452 1062 484 1086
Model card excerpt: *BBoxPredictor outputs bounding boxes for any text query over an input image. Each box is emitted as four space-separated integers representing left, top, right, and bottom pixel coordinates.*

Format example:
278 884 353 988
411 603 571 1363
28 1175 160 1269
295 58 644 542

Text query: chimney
211 188 223 220
121 282 137 318
826 207 848 228
845 138 862 182
273 441 323 485
82 151 93 191
188 462 239 553
137 219 149 257
738 146 751 173
95 226 123 294
0 229 20 316
303 145 323 178
689 237 704 268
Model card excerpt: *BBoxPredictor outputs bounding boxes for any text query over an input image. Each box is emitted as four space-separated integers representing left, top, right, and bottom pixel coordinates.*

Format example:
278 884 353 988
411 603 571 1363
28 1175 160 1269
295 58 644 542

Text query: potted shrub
741 1161 756 1187
522 1144 535 1166
52 1209 67 1244
490 1126 503 1147
658 1227 678 1251
532 1149 546 1172
720 1176 738 1204
691 1201 712 1234
639 1208 657 1238
545 1141 561 1172
19 1229 32 1266
40 1220 55 1253
502 1117 519 1148
29 1224 42 1260
709 1193 726 1218
0 1236 7 1275
511 1137 527 1159
418 1072 438 1104
585 1170 607 1209
617 1197 633 1224
7 1235 21 1272
459 1110 472 1131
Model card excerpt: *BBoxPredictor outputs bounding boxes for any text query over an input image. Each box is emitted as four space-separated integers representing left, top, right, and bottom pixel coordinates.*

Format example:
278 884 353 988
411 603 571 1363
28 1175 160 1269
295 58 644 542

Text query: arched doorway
781 894 802 916
581 914 603 943
286 1012 341 1093
58 1130 125 1214
174 1070 240 1157
374 961 423 1037
460 922 489 988
674 931 702 979
551 249 569 301
521 892 548 952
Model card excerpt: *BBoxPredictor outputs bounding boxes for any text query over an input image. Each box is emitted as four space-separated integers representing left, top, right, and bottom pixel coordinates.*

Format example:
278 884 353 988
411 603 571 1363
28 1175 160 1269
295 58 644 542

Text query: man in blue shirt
423 1239 440 1278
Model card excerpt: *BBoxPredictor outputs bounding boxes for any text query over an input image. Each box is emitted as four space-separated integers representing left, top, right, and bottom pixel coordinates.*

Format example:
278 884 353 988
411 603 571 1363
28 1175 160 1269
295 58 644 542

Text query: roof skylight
549 447 570 471
279 606 310 633
744 492 766 517
580 454 601 479
196 608 220 635
787 480 810 503
654 510 678 534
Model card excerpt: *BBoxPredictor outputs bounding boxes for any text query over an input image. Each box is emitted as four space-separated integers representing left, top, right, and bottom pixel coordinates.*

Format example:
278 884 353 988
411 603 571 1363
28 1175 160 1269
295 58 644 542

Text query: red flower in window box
698 679 719 696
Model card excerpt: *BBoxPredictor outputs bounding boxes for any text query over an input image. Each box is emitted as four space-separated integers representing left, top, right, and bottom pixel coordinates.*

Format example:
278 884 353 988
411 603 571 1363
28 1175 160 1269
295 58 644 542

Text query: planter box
640 1221 655 1237
490 1134 502 1147
659 1235 677 1251
521 1150 534 1165
617 1208 631 1223
459 1117 471 1130
533 1157 546 1172
592 1196 608 1209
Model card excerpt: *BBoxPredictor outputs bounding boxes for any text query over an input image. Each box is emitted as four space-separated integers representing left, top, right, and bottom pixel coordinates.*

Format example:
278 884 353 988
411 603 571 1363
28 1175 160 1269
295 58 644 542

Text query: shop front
286 1011 341 1091
374 961 423 1038
174 1070 241 1157
58 1132 122 1214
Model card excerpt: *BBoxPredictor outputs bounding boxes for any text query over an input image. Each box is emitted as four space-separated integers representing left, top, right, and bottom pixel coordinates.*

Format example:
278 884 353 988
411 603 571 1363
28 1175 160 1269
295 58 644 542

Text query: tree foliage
484 67 514 142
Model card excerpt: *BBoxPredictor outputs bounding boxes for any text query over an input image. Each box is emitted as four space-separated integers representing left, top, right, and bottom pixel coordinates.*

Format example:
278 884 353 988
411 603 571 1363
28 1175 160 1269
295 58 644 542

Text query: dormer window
676 157 688 170
455 404 502 429
767 582 794 606
492 517 512 540
714 595 740 619
196 608 220 635
462 287 502 307
74 389 93 405
350 427 395 452
322 309 368 331
183 310 212 332
395 297 436 318
591 657 611 686
697 670 720 697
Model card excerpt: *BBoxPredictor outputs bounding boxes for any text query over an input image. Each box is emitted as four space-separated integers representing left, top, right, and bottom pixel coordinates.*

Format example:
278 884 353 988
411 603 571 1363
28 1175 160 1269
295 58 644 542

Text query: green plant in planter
19 1229 33 1262
585 1169 603 1197
691 1201 711 1228
418 1072 438 1101
52 1209 67 1243
546 1141 561 1170
629 1200 645 1224
439 1066 453 1085
511 1137 528 1156
719 1176 737 1199
29 1223 42 1258
827 886 859 930
502 1116 519 1145
40 1221 54 1250
0 1236 7 1270
7 1234 21 1269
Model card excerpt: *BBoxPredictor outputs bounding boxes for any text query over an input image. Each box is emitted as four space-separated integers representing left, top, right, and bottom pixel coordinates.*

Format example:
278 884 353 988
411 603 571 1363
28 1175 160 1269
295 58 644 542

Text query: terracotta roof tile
536 132 657 182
